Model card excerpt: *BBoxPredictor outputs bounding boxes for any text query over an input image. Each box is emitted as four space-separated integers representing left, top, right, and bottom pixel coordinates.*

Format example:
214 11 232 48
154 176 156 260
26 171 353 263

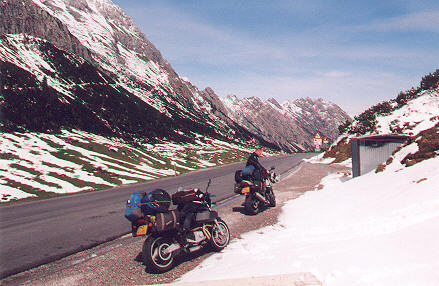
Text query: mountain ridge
221 95 351 151
1 0 350 152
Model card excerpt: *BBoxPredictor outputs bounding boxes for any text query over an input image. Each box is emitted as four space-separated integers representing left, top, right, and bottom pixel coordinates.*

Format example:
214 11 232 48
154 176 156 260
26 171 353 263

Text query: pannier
153 210 180 233
172 189 199 205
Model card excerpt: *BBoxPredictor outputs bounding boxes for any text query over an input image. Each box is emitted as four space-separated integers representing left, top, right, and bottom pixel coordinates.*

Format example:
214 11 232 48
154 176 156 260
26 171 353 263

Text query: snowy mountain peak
31 0 164 64
267 97 282 109
246 96 263 105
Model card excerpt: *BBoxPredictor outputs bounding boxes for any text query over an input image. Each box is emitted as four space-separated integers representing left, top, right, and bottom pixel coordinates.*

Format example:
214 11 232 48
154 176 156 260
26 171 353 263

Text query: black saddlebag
172 189 199 205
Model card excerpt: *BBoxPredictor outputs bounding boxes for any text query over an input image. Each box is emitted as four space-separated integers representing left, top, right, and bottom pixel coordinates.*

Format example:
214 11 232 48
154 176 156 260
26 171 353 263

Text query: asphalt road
0 153 314 279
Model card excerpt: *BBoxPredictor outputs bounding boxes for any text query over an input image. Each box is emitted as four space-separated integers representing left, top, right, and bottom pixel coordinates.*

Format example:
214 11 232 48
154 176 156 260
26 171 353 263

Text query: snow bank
180 156 439 285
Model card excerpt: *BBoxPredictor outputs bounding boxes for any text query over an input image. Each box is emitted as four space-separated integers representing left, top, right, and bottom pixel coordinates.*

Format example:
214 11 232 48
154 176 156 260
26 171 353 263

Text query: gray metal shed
351 134 410 177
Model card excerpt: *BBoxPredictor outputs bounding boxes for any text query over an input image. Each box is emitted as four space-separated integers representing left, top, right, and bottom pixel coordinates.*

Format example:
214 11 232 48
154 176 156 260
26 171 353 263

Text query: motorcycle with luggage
124 180 230 273
234 166 279 215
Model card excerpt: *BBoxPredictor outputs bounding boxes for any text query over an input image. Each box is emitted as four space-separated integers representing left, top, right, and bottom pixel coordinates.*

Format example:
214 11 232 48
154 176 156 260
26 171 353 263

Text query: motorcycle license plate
242 187 250 194
136 225 148 236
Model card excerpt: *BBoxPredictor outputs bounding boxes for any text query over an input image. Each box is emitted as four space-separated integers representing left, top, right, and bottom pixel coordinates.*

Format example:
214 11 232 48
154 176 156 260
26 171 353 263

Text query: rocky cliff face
0 0 93 62
286 97 351 141
222 95 351 151
1 0 265 145
1 0 350 152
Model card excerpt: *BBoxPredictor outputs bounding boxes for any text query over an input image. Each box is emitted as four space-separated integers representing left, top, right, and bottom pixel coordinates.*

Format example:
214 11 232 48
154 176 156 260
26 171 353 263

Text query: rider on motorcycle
246 148 267 177
246 147 269 193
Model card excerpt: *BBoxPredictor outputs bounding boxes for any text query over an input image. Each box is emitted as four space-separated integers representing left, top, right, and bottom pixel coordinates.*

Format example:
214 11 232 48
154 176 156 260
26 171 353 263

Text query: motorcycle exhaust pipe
254 192 268 204
163 243 181 255
163 243 202 255
188 245 202 253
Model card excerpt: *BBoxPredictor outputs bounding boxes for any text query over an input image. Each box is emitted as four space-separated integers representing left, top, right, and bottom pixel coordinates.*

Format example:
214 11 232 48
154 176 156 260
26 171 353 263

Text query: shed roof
354 134 411 141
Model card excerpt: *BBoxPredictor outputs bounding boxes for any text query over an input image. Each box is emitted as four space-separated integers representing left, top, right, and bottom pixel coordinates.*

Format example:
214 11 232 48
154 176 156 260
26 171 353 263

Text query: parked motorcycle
125 180 230 273
234 166 279 215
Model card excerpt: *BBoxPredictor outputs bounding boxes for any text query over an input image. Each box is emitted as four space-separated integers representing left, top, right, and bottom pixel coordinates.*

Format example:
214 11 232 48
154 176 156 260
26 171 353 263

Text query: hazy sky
112 0 439 115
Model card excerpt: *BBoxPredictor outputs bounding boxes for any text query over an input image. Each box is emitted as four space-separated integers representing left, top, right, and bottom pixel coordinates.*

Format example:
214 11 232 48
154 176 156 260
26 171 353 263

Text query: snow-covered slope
30 0 189 112
375 89 438 136
0 129 258 202
222 95 351 151
180 154 439 286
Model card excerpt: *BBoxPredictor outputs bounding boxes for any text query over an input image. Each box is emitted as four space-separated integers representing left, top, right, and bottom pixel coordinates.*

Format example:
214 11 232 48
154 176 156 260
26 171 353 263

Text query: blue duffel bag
125 192 143 222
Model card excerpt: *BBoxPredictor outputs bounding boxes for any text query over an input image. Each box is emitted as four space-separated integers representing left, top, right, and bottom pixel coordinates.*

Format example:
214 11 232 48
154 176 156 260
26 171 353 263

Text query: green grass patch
42 161 75 173
9 133 30 139
33 177 63 189
51 149 90 166
0 152 20 160
93 155 137 169
47 172 111 190
3 136 20 143
39 137 64 149
1 178 45 197
9 163 42 176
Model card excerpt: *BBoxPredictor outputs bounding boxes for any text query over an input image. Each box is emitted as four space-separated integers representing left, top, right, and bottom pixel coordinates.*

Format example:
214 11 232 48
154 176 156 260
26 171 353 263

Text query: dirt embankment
1 162 350 286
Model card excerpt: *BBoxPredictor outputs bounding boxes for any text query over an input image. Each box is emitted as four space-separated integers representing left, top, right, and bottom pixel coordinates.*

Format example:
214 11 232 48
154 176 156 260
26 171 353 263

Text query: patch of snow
1 183 37 202
375 89 439 136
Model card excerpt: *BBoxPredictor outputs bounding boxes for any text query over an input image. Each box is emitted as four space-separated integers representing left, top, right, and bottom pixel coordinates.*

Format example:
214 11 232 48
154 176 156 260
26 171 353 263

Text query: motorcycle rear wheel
210 219 230 251
244 195 260 215
143 235 175 273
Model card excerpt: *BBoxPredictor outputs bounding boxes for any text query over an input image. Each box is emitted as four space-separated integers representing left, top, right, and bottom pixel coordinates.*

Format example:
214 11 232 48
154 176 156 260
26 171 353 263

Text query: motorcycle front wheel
143 235 175 273
210 219 230 251
266 188 276 207
244 195 260 215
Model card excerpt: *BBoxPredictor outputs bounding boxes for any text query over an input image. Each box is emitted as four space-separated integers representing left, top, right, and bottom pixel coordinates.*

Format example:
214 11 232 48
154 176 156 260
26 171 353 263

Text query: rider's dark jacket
246 152 266 174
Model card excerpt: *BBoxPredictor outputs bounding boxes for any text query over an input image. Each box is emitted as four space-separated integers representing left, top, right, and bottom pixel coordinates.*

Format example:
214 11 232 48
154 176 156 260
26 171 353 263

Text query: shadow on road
232 206 264 216
232 206 248 215
134 252 143 263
